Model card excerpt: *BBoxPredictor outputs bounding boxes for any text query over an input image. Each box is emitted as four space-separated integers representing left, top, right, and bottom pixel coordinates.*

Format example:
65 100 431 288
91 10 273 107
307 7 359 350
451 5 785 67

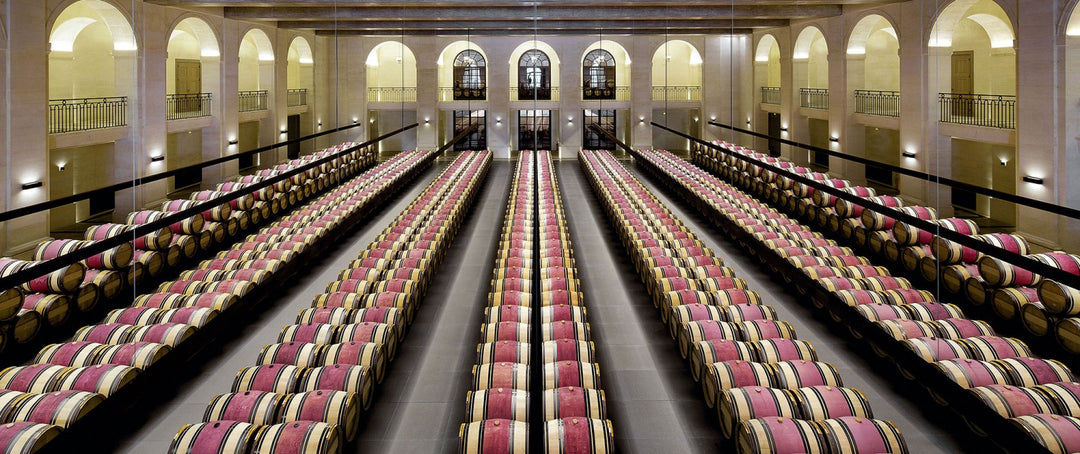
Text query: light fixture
151 155 166 162
424 118 430 124
1023 175 1045 184
496 119 502 125
280 128 288 134
228 139 238 145
902 151 917 158
710 115 717 121
21 181 42 190
780 127 788 132
57 163 66 172
317 121 322 127
829 137 840 143
999 159 1008 166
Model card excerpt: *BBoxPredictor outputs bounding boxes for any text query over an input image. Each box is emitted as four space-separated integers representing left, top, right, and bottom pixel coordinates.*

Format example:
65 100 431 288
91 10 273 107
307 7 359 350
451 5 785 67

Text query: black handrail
0 123 419 293
706 120 1080 221
657 122 1080 290
0 122 384 224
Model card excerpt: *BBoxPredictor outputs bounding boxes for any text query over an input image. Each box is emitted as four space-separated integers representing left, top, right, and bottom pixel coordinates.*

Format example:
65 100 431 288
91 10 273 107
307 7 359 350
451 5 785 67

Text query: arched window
583 49 615 100
453 50 486 100
518 49 551 100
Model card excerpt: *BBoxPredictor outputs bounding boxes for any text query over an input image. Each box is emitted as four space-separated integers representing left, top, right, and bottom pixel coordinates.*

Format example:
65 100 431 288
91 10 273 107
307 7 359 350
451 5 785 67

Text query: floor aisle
353 160 511 453
114 162 446 453
625 161 969 452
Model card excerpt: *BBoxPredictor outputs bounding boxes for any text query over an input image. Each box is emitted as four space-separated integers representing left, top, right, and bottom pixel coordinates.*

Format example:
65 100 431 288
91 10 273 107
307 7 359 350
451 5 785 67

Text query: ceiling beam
313 28 758 37
278 19 788 31
223 5 842 21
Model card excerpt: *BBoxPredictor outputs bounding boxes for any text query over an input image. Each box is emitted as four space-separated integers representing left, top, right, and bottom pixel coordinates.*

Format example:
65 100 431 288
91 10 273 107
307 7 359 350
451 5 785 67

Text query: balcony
439 85 487 101
761 87 781 105
854 90 900 117
166 93 212 120
799 88 829 110
582 86 630 101
238 90 269 112
939 93 1016 130
652 86 702 102
48 97 127 134
368 87 417 103
287 89 308 107
512 86 558 101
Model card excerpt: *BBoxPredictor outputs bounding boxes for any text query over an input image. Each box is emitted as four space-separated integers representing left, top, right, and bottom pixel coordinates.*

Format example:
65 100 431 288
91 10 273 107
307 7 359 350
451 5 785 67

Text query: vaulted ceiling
147 1 905 35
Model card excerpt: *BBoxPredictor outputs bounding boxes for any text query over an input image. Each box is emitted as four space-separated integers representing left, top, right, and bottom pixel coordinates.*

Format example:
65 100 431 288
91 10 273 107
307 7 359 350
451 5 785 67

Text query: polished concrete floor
114 157 975 453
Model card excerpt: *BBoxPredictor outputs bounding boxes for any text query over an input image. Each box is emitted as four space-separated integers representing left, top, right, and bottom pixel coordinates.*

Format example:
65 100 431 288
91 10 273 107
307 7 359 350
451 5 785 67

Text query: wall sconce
21 181 43 190
151 155 166 162
829 137 840 143
496 118 502 125
639 117 645 124
999 159 1008 166
424 118 430 124
317 121 322 127
1023 175 1045 185
57 163 66 172
780 127 788 132
228 139 239 145
369 118 375 124
280 128 288 134
902 151 917 158
710 115 717 121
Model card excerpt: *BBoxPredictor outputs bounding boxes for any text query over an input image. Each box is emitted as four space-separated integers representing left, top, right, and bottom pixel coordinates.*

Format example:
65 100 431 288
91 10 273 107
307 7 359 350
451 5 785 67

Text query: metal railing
367 87 417 103
582 86 630 101
166 93 212 120
652 86 702 102
800 88 830 110
439 86 487 101
287 89 308 107
48 97 128 134
939 93 1016 129
854 90 900 117
761 87 781 105
238 90 269 112
512 86 559 101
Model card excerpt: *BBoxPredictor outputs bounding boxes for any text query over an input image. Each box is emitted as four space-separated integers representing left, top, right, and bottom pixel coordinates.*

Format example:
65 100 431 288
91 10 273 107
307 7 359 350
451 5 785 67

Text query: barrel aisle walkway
112 160 446 452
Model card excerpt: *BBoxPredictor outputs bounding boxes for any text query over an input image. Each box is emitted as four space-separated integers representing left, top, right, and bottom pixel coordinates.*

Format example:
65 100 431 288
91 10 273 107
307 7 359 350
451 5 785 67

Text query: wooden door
951 51 974 116
175 59 202 113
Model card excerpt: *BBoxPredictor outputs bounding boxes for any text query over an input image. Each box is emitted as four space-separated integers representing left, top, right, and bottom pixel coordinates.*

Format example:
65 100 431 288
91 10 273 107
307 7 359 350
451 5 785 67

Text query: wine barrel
903 303 965 322
59 364 139 397
23 294 71 328
33 239 133 271
752 339 818 364
542 418 614 454
0 259 85 294
12 390 103 429
930 318 995 339
477 341 530 365
875 320 937 341
321 342 384 384
85 223 173 251
969 384 1056 418
1057 318 1080 354
993 357 1074 387
0 288 22 323
203 391 284 426
771 361 844 390
934 359 1012 388
854 304 909 322
71 323 135 345
168 421 258 454
278 390 360 442
820 417 908 454
679 321 739 359
1033 382 1080 415
542 339 596 364
465 388 529 422
232 365 301 394
482 322 530 344
736 417 827 454
794 386 874 421
737 320 796 342
299 365 373 411
473 363 529 392
702 361 773 408
257 342 325 368
163 199 232 223
278 324 339 346
901 338 972 363
541 321 590 342
1040 280 1080 317
542 361 601 390
992 287 1040 321
83 269 121 301
131 323 196 347
542 386 606 421
252 421 341 454
33 342 109 367
459 419 528 454
1011 414 1080 454
960 336 1033 361
717 387 799 438
97 342 170 369
0 422 62 454
540 305 586 324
